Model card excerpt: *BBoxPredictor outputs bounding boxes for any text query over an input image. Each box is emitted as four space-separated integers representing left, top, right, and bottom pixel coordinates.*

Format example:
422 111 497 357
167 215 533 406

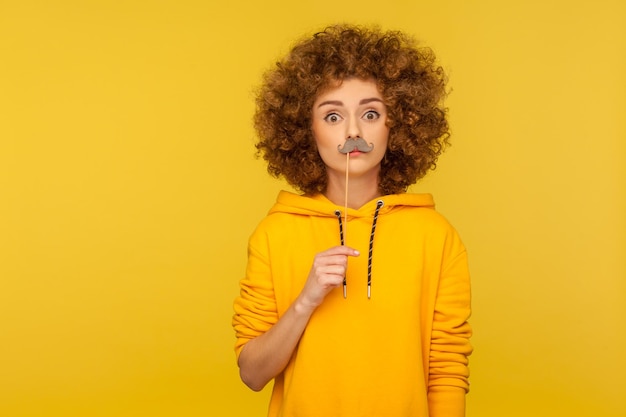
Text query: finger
317 264 347 277
317 272 345 288
313 254 348 267
320 246 360 257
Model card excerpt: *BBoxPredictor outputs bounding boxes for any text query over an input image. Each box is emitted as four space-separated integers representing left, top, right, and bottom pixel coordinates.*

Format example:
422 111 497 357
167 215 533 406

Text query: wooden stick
344 152 349 238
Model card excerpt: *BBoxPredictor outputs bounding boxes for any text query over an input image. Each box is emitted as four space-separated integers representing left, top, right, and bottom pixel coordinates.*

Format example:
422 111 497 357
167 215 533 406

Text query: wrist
293 295 317 318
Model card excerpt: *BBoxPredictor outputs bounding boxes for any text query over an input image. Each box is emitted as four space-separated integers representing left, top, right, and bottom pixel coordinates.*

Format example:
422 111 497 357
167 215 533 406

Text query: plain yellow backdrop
1 0 624 416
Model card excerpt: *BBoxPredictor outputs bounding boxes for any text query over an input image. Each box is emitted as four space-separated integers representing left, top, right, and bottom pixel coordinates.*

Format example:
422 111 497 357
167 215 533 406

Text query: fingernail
354 250 360 255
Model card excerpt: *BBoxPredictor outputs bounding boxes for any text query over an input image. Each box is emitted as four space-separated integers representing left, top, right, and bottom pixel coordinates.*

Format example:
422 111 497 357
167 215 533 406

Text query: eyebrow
316 97 384 108
359 97 384 105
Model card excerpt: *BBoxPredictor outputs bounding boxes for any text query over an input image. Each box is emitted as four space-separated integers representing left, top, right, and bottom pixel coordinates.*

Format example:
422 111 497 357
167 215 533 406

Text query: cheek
312 126 338 155
316 145 337 166
376 126 390 149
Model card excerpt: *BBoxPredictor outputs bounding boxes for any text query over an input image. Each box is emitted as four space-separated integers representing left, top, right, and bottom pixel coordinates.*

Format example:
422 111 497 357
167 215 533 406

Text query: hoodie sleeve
427 231 473 417
232 226 278 360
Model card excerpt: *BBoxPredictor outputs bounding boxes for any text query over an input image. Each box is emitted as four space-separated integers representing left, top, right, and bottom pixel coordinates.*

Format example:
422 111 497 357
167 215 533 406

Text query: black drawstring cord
334 200 384 299
368 200 384 299
334 210 347 298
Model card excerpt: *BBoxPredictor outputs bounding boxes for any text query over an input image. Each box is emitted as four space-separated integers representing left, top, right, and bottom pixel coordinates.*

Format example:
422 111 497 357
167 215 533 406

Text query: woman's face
311 78 389 182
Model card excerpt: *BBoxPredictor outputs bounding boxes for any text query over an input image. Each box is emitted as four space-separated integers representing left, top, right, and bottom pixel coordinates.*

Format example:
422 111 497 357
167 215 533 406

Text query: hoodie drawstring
334 200 384 299
368 200 384 298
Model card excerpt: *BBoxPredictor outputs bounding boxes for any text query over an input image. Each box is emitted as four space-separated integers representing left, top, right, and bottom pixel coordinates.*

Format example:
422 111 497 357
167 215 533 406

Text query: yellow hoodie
233 191 472 417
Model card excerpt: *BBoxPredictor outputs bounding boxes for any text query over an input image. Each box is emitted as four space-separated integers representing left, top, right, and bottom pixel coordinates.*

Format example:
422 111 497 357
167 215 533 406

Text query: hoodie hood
268 190 435 218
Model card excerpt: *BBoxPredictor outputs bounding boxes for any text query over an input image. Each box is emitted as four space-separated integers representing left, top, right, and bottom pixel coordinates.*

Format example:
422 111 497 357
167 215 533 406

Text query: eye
363 110 380 121
323 113 342 123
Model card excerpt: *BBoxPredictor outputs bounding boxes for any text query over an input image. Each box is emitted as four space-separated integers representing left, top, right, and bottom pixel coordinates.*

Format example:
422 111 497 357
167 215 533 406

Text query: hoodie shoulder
268 190 338 217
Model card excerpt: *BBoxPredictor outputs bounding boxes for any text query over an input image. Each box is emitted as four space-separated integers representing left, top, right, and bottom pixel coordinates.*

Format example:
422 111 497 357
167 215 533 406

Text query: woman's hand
238 245 359 391
296 245 360 312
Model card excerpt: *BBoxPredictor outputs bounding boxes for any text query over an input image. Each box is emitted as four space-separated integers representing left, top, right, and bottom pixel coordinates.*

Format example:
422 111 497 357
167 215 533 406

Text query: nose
346 116 361 139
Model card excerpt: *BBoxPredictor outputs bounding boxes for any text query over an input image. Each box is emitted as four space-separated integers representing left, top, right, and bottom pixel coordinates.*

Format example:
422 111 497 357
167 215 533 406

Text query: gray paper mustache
337 137 374 154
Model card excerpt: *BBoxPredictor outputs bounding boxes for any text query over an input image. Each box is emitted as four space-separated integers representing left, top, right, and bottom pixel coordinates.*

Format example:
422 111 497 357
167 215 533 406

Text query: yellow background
1 0 624 416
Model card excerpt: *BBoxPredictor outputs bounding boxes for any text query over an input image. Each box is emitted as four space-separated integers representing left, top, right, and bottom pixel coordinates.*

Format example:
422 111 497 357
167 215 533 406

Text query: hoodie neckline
268 190 435 218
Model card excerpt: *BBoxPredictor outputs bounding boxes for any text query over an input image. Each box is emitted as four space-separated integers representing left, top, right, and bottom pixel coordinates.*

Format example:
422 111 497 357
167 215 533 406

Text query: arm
428 246 473 417
234 245 360 391
237 293 314 391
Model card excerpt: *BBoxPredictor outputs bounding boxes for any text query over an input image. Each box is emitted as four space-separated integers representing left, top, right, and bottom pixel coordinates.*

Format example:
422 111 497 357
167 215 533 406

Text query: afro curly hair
254 24 450 195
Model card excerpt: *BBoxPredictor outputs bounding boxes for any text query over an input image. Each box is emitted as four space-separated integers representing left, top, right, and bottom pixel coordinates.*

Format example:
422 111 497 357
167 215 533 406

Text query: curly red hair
254 24 450 195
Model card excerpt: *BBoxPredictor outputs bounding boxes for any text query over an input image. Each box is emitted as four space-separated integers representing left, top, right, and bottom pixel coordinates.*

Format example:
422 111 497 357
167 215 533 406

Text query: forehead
314 78 382 102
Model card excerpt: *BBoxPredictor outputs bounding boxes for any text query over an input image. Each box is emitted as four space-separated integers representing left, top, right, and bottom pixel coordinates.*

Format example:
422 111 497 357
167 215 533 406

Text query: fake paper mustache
337 137 374 154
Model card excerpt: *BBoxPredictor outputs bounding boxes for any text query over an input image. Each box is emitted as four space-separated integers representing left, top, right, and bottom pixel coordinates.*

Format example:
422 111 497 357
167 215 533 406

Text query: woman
233 24 472 417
